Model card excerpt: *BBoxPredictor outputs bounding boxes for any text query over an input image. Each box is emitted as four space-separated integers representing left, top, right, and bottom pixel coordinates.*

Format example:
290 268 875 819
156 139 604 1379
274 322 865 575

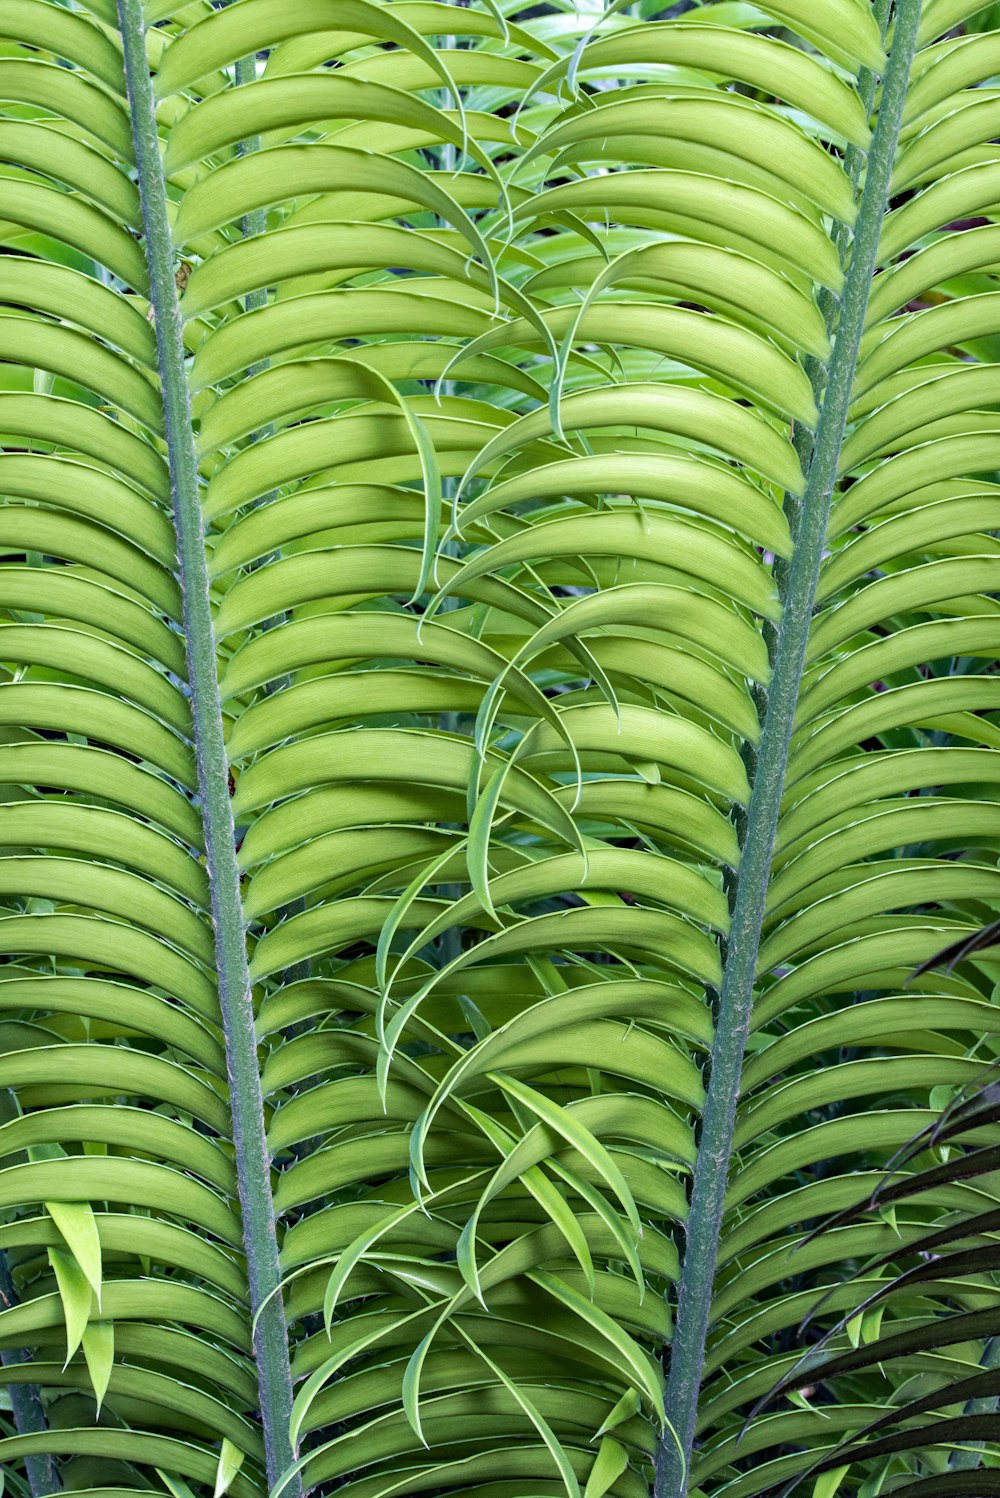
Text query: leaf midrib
655 5 925 1493
115 2 298 1489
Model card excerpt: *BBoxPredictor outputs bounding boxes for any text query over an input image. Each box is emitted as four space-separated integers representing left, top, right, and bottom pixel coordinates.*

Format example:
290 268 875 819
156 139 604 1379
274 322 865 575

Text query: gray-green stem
950 1336 1000 1470
655 4 922 1493
116 5 298 1489
0 1248 60 1496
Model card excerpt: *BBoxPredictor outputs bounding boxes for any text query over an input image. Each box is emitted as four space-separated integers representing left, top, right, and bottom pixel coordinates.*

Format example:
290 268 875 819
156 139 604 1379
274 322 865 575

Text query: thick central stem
115 5 298 1490
0 1247 60 1496
655 5 922 1493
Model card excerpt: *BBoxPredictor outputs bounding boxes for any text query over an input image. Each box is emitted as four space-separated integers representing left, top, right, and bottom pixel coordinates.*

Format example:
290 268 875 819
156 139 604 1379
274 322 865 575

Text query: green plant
0 0 999 1495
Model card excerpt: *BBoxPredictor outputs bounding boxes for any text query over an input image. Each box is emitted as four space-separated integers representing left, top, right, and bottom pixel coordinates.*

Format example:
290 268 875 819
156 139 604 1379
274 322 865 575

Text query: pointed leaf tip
214 1437 245 1498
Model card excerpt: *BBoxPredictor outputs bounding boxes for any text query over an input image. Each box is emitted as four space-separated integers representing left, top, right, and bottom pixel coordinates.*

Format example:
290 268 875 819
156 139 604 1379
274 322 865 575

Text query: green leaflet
0 0 126 88
513 169 845 288
81 1321 114 1413
530 23 870 145
457 382 805 498
45 1200 101 1303
47 1245 92 1364
520 93 857 222
164 76 478 176
154 0 461 100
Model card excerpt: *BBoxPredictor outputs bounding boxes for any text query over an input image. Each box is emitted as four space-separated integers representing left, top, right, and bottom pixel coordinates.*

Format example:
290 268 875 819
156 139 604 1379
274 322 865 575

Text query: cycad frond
1 2 999 1497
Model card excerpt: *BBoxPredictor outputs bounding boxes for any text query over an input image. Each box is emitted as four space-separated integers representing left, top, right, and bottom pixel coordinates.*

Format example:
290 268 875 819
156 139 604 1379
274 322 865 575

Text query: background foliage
0 1 999 1496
